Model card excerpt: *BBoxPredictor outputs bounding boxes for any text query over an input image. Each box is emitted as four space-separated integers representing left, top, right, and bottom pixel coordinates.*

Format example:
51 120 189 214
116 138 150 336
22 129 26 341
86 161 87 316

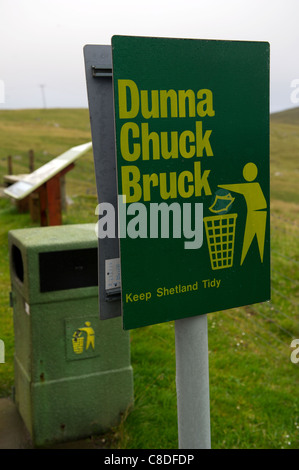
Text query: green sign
112 36 270 330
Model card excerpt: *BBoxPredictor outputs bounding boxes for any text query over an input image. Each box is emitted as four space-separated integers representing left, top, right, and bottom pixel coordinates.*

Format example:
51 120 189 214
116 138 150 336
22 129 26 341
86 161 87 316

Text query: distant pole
7 155 13 175
40 84 47 109
29 149 34 173
175 314 211 449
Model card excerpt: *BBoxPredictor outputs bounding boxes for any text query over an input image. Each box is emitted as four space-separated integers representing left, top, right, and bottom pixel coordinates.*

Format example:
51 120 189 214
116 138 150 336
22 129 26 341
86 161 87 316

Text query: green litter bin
8 224 133 447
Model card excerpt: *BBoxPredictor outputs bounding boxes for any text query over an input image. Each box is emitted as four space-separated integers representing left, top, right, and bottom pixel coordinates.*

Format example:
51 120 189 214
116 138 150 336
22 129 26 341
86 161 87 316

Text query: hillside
0 109 96 200
271 106 299 126
270 107 299 205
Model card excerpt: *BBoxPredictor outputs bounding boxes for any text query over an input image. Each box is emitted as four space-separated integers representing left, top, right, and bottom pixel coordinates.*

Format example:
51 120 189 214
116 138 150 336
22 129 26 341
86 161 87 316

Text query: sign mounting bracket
91 65 112 77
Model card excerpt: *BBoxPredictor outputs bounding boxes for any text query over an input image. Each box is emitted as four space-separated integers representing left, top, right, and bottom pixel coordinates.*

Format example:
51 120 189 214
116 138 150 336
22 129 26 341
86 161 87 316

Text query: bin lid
9 224 99 304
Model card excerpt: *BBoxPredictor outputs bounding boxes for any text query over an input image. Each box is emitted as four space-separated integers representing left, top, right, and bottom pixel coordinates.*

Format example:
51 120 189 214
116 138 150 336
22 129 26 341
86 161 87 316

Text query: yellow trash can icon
204 213 238 270
72 330 84 354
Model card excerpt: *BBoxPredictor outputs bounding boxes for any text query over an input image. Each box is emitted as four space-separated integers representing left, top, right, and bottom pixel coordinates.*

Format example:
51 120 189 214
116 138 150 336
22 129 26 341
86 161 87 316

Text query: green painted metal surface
9 224 133 447
112 36 270 330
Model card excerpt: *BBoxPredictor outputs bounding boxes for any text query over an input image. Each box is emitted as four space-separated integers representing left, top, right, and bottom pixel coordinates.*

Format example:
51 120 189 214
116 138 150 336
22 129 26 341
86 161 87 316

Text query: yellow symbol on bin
204 213 238 270
72 321 95 355
72 330 84 354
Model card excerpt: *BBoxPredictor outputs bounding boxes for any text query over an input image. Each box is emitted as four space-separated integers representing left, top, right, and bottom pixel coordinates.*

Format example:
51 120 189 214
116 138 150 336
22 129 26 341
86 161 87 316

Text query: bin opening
12 245 24 283
39 248 98 292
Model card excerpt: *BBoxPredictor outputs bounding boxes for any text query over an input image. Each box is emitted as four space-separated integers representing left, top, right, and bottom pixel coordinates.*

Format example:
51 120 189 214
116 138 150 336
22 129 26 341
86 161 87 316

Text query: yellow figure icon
78 321 95 351
218 162 267 265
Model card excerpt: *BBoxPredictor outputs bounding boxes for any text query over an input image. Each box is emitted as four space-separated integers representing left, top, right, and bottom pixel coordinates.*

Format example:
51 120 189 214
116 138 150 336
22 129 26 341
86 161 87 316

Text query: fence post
7 155 12 175
29 149 34 173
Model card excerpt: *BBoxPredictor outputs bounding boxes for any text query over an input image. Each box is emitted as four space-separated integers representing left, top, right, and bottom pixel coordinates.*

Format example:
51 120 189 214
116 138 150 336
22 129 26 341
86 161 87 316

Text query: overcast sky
0 0 298 113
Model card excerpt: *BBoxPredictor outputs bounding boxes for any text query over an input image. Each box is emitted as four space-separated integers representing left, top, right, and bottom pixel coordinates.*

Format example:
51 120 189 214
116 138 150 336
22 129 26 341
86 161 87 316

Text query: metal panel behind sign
112 35 270 330
84 45 121 319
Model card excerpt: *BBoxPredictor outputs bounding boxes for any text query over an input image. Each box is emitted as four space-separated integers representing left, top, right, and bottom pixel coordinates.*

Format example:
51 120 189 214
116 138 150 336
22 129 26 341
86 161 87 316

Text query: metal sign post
175 315 211 449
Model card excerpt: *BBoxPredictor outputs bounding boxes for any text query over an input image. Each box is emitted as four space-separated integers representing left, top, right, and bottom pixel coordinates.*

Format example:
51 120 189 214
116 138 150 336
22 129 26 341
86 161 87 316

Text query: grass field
0 108 298 449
